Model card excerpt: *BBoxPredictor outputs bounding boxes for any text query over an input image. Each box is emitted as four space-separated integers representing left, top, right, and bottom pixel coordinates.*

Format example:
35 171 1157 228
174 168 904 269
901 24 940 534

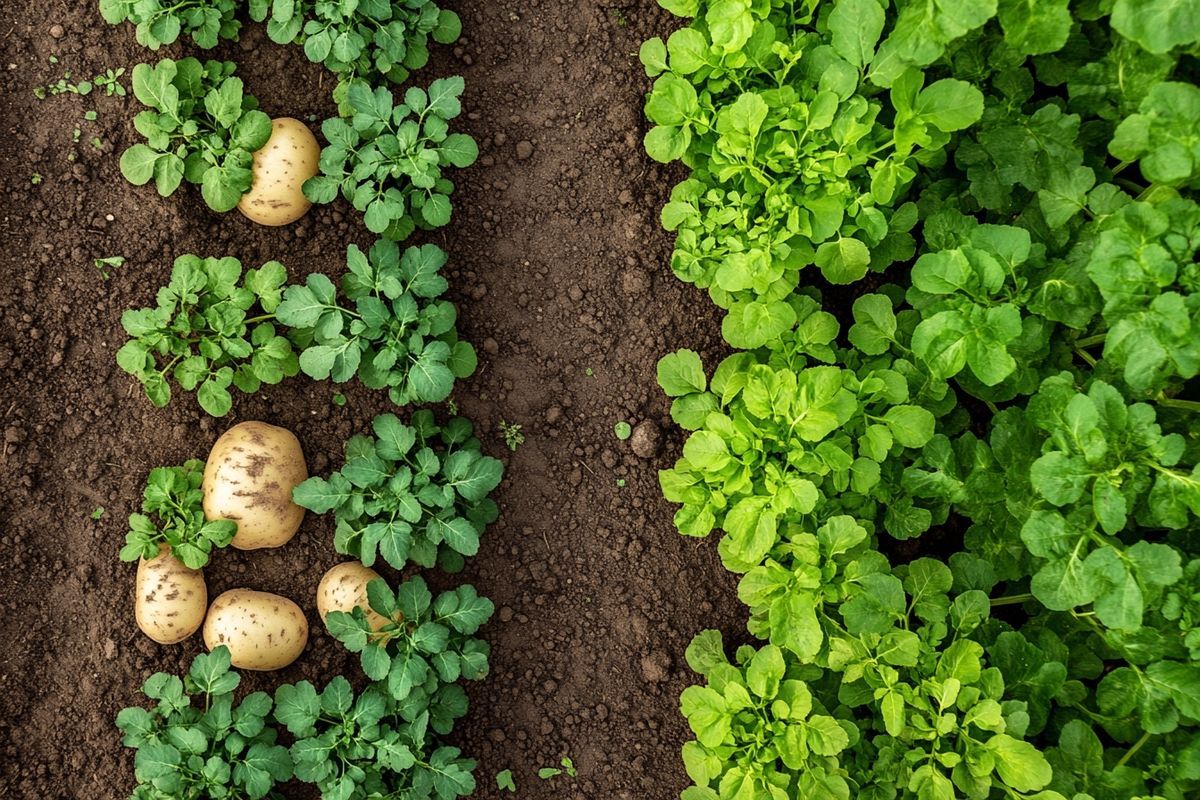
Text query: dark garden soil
0 2 749 798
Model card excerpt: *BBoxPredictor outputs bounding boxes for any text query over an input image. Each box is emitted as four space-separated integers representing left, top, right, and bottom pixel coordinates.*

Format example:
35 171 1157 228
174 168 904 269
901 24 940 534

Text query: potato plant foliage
116 243 475 416
119 646 480 800
293 411 503 573
120 58 273 212
118 459 236 569
645 2 1200 799
302 77 478 241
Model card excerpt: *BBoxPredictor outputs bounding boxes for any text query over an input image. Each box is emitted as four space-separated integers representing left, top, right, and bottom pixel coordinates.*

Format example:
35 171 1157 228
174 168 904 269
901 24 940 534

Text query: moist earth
0 1 750 798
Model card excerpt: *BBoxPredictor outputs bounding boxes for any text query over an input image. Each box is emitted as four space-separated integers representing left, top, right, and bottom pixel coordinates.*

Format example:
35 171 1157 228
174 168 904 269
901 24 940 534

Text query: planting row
98 2 507 799
642 2 1200 799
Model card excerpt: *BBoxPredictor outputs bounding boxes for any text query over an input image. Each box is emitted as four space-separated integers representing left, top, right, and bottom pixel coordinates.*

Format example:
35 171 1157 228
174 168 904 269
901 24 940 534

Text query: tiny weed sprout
30 173 42 185
496 769 516 792
119 460 236 569
90 506 105 520
561 757 577 777
537 767 560 780
120 57 272 212
613 420 632 440
499 420 524 451
332 392 346 407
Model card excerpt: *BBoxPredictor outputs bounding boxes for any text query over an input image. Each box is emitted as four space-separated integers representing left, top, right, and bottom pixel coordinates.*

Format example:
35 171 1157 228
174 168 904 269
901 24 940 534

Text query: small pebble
515 140 534 160
49 24 64 39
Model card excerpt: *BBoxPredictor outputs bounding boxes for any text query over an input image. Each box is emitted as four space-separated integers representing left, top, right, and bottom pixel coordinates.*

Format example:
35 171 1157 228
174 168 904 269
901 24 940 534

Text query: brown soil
0 2 750 798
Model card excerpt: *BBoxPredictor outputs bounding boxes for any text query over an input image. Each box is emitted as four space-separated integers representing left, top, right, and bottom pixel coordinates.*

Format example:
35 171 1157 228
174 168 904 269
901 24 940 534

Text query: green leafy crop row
100 0 459 98
116 241 476 416
644 1 1200 799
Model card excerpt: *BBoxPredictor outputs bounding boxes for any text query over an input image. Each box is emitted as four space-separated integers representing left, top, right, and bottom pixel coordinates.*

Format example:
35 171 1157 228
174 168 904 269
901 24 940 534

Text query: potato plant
292 411 503 573
645 2 1200 799
119 58 273 212
116 647 292 800
119 459 236 569
116 242 475 416
302 77 478 240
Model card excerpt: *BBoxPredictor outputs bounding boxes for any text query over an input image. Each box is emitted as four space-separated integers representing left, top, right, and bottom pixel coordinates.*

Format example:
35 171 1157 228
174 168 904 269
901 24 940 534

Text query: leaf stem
1156 396 1200 413
990 593 1034 607
1116 731 1151 769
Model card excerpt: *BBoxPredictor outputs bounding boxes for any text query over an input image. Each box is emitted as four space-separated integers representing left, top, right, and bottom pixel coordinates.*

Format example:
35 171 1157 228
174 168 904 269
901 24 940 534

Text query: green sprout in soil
614 421 632 440
446 397 459 416
496 769 516 792
500 420 524 451
332 393 347 407
93 67 126 97
584 367 594 376
34 67 126 100
538 757 576 779
616 478 627 488
90 506 105 520
94 256 125 280
31 174 43 185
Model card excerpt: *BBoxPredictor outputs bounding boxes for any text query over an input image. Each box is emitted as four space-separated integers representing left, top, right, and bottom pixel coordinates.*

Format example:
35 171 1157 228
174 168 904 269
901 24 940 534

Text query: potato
317 562 390 630
203 589 308 671
135 545 207 644
203 421 307 550
237 117 320 226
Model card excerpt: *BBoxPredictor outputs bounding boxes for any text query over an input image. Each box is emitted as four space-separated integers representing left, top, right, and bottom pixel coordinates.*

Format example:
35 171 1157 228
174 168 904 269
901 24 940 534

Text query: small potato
317 562 390 630
203 421 307 550
135 545 207 644
237 117 320 226
203 589 308 671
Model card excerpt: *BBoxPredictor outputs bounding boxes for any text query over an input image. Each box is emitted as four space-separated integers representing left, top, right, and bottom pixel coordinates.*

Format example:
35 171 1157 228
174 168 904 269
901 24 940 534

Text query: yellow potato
317 562 390 630
135 545 207 644
203 421 307 550
237 117 320 226
203 589 308 671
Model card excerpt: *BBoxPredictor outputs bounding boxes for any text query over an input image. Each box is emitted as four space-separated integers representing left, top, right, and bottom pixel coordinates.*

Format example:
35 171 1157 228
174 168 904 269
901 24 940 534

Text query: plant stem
1157 396 1200 413
990 593 1034 607
1116 731 1151 769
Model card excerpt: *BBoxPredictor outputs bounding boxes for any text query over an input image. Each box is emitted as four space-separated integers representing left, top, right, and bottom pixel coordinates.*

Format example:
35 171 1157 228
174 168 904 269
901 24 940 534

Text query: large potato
317 562 390 630
237 117 319 226
203 421 307 550
135 545 207 644
203 589 308 671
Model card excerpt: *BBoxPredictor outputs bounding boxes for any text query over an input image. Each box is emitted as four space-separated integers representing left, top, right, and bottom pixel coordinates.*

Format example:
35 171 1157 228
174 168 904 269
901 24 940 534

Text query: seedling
30 174 43 186
614 421 632 440
496 769 516 792
499 420 524 451
332 393 347 407
93 255 125 279
538 757 576 779
90 506 105 520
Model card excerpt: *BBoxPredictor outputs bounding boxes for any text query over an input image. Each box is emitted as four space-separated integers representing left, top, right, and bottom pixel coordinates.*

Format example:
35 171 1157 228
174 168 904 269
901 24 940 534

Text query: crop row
641 2 1200 799
99 3 504 800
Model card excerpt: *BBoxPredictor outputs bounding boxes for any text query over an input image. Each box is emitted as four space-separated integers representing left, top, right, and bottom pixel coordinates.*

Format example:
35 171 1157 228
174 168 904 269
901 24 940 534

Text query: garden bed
0 2 737 798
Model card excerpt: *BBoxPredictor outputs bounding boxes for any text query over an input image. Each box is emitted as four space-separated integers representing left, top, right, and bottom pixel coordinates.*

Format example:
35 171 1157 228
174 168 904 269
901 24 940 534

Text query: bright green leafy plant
99 0 252 49
116 255 296 417
117 242 476 416
116 647 292 800
324 575 492 702
303 77 478 241
118 460 237 569
645 1 1200 797
119 58 272 212
273 676 477 800
262 0 461 102
292 411 503 573
276 241 476 406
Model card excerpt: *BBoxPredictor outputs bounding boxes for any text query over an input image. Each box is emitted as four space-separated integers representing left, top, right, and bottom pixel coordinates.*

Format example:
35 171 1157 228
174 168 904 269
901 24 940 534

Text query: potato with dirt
237 117 320 226
203 421 307 550
317 562 390 630
202 588 308 670
135 545 207 644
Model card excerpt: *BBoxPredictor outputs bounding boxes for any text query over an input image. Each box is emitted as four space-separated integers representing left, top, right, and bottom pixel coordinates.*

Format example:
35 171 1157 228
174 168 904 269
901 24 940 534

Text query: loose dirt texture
0 2 746 798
